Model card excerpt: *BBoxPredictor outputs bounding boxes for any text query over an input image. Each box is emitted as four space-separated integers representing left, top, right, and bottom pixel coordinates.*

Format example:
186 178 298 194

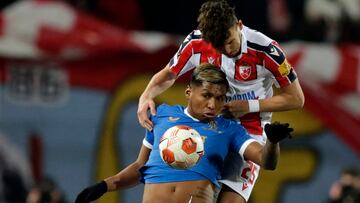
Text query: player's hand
75 181 107 203
221 106 246 119
264 122 293 144
224 100 249 115
137 96 156 131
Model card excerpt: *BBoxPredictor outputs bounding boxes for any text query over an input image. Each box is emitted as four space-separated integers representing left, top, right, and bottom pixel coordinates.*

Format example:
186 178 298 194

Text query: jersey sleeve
142 114 157 149
262 41 298 88
168 31 199 77
143 129 154 149
230 122 257 157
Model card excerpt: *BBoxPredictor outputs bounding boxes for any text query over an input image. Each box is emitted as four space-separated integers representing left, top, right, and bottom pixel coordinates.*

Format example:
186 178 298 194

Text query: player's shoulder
243 26 285 59
156 104 185 116
183 30 203 43
216 116 245 132
177 29 208 53
243 26 273 47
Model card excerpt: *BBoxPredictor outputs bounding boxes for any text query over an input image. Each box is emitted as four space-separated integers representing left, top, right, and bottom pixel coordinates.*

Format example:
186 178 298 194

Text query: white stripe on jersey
178 53 201 77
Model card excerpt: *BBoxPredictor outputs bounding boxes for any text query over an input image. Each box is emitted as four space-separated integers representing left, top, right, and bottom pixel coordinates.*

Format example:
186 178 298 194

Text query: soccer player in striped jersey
137 1 304 202
76 63 293 203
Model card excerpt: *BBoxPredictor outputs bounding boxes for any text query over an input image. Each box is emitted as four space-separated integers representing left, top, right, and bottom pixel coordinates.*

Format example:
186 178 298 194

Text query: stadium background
0 0 359 202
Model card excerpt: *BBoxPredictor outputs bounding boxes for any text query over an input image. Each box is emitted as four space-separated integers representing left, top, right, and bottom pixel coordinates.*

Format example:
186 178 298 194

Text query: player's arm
258 78 304 112
105 145 151 190
259 42 304 112
138 65 177 131
138 31 198 131
75 145 151 203
224 42 304 114
243 122 293 170
223 79 304 114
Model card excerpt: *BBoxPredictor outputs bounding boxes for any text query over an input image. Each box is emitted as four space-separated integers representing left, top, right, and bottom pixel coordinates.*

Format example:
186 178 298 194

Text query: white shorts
218 133 266 202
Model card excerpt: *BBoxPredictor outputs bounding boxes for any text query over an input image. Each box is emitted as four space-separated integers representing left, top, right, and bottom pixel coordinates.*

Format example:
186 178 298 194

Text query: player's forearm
141 67 177 100
260 141 279 170
104 162 143 191
259 80 304 112
259 95 301 112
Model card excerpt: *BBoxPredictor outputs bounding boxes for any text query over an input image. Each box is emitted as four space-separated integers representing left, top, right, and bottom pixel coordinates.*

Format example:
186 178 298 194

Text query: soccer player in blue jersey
137 1 304 202
75 63 293 203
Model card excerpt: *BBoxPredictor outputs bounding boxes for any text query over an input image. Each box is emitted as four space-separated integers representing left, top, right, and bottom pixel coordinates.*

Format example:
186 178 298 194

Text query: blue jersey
141 104 255 187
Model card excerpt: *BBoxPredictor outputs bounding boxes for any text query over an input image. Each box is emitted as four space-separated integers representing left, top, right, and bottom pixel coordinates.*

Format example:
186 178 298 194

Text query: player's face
186 83 227 121
222 22 242 57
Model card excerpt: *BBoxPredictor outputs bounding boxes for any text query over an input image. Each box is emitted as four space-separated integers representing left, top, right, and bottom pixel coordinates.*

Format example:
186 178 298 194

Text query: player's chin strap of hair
248 100 260 112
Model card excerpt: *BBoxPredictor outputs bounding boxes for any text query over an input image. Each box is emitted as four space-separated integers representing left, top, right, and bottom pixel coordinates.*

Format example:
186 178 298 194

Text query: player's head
197 0 242 57
339 167 360 187
185 63 229 121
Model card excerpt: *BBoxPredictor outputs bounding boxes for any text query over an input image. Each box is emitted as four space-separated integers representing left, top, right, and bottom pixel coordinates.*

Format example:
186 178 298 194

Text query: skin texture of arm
104 145 151 191
137 65 177 131
224 79 304 113
243 141 280 170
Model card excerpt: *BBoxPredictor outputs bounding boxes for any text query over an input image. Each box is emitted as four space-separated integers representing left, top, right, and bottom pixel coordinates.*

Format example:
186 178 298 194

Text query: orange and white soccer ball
159 125 204 169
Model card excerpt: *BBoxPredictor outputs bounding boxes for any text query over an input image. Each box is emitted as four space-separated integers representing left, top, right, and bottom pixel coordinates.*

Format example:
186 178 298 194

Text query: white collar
240 26 248 54
184 107 199 121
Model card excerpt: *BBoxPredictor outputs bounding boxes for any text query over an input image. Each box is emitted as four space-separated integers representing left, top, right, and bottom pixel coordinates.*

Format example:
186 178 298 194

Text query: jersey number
240 160 258 184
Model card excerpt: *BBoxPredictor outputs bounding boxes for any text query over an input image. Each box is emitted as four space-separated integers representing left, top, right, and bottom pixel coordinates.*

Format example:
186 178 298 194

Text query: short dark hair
191 63 229 91
197 0 238 50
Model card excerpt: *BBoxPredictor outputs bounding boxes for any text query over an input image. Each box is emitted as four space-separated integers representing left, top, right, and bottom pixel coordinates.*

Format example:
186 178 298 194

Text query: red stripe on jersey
170 39 221 76
239 112 263 135
170 42 194 75
261 51 292 87
193 40 222 66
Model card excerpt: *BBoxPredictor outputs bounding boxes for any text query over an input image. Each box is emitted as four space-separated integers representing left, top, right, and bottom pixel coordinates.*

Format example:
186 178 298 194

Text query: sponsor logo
242 183 249 191
226 91 257 102
270 46 280 56
168 117 180 122
207 57 215 64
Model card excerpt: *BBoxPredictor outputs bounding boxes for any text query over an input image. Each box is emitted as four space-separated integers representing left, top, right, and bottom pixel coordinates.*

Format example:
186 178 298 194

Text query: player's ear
185 86 191 99
238 20 243 29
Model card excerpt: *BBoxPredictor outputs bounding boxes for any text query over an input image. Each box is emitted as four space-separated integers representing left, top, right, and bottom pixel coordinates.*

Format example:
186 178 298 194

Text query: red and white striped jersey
169 26 297 136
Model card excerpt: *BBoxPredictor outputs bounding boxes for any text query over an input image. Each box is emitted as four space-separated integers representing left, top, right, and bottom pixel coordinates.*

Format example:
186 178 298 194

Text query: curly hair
197 0 237 51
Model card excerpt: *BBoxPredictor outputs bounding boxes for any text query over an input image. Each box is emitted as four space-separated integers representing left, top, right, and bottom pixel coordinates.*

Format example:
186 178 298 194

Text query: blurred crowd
1 0 359 43
328 167 360 203
68 0 360 43
0 134 66 203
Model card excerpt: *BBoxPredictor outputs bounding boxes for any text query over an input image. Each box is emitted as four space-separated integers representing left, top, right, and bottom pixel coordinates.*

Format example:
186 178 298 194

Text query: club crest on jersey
235 61 257 81
239 64 252 80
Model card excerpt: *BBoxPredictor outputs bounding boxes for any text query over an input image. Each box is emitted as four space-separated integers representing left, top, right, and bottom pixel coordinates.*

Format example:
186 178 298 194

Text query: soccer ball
159 125 204 169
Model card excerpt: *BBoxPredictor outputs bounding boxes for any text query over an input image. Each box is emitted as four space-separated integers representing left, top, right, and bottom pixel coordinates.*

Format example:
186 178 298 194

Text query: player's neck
184 107 200 121
184 107 214 123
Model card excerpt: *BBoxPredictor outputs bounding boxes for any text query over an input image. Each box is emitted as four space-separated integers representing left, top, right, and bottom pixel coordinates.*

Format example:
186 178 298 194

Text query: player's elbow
297 94 305 108
291 93 305 109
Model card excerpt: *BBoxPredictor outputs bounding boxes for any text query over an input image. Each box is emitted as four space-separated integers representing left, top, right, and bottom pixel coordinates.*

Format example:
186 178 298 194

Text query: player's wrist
75 181 108 203
248 100 260 112
87 181 108 200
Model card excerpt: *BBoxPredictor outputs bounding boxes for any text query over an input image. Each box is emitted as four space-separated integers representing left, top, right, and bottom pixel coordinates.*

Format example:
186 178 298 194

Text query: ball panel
161 148 175 164
182 137 197 154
